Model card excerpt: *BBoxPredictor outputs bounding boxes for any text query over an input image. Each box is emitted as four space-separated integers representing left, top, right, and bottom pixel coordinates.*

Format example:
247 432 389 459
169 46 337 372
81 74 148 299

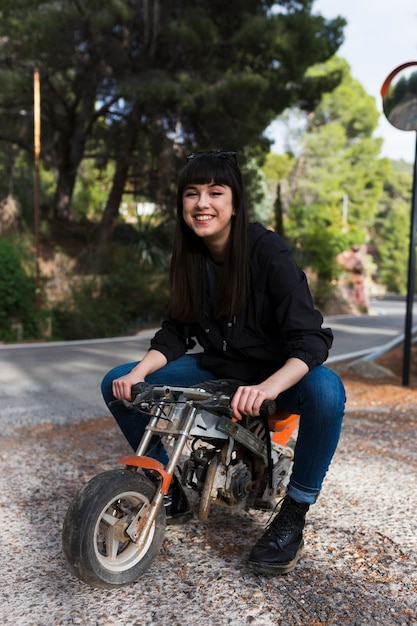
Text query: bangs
178 155 237 192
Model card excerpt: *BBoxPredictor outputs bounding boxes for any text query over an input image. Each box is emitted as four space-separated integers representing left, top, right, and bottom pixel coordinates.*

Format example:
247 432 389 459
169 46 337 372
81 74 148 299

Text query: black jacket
150 223 333 384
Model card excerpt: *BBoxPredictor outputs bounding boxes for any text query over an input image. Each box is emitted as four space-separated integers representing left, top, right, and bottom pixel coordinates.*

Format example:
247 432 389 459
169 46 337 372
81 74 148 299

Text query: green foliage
0 0 346 224
265 57 392 295
372 168 412 294
107 218 172 272
263 153 295 182
391 159 413 175
52 244 169 340
286 203 350 280
72 161 115 220
262 152 296 233
292 63 387 231
314 58 380 137
0 151 55 224
307 275 336 310
377 201 410 293
0 238 39 342
0 1 350 334
46 209 172 340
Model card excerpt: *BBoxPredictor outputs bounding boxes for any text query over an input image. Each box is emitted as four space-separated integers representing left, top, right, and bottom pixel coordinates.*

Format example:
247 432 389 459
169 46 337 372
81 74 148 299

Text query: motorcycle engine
182 448 213 491
228 462 252 502
183 450 252 506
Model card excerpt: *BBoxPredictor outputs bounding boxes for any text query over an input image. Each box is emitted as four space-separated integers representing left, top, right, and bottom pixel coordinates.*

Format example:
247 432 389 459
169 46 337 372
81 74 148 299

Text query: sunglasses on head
186 150 238 166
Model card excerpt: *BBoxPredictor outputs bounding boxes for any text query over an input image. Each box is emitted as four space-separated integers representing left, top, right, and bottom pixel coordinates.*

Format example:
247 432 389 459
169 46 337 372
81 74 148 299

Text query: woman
101 151 346 576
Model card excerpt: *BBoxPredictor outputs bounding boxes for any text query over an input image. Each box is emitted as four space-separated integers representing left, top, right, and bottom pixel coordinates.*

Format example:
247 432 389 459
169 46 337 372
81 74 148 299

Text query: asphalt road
326 297 412 362
0 298 414 436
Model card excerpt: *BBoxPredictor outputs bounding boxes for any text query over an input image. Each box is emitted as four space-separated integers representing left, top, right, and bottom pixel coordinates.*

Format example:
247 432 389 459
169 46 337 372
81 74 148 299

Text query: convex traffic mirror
381 61 417 131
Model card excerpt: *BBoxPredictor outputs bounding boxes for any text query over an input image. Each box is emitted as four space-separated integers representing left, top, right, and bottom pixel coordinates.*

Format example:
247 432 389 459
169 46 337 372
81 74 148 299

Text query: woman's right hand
111 349 168 401
112 372 144 401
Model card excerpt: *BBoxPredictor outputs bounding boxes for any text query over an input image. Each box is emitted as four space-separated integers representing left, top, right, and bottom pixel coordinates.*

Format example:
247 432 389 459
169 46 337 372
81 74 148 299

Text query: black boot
164 475 193 526
248 495 309 575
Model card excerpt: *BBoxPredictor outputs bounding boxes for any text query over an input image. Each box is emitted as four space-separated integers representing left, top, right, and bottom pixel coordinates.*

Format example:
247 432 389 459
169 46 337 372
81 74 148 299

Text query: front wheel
62 469 166 589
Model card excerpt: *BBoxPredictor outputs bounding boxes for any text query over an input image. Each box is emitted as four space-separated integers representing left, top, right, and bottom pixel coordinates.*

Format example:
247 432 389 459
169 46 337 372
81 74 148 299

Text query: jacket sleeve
262 233 333 370
150 316 194 363
278 274 333 369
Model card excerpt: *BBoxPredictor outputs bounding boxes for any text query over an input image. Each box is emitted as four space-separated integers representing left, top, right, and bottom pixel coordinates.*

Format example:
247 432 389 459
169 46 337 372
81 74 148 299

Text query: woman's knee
300 366 346 414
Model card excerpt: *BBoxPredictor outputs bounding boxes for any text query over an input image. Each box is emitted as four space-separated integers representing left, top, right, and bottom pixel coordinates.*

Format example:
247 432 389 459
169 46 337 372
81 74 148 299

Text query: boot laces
264 497 304 540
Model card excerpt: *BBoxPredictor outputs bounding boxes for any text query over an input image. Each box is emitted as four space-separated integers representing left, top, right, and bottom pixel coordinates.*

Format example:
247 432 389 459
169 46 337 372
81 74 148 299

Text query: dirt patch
336 344 417 414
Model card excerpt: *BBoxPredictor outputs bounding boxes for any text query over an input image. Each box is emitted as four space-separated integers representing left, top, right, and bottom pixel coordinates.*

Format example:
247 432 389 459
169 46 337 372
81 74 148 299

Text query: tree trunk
274 183 284 237
52 85 98 220
53 168 77 220
95 110 141 265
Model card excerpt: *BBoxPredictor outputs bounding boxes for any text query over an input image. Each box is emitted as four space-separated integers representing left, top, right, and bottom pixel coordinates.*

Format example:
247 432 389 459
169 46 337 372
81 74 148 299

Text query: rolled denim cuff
287 483 319 505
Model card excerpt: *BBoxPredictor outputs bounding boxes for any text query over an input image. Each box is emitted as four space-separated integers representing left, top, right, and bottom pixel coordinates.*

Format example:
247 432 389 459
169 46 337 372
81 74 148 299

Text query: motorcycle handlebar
131 382 276 417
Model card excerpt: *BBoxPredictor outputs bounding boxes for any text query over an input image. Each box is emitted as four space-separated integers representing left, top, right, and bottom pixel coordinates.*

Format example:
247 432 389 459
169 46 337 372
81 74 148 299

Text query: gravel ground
1 364 416 625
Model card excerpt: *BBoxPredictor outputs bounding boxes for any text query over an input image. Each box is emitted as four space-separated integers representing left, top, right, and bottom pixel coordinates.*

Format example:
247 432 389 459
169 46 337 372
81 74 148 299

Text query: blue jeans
101 354 346 504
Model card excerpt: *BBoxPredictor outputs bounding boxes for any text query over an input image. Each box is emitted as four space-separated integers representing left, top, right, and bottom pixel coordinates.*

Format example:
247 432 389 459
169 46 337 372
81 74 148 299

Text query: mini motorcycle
62 379 299 589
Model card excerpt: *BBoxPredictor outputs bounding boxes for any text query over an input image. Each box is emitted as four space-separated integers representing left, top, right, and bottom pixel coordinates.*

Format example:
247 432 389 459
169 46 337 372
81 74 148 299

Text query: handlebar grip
260 400 276 416
131 382 148 398
220 393 276 417
131 382 154 403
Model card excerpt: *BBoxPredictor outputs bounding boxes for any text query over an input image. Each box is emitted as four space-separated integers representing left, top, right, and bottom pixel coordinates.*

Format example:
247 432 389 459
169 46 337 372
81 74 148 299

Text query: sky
269 0 417 162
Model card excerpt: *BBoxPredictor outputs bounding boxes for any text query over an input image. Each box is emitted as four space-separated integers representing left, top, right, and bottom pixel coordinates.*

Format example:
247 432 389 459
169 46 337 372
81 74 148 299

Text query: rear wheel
62 469 166 589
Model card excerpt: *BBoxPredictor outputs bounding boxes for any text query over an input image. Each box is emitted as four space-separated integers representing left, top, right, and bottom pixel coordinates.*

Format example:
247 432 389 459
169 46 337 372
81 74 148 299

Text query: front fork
117 403 197 547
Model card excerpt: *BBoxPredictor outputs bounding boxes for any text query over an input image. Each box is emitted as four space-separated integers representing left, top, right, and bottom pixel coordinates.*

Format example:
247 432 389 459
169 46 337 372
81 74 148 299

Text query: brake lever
109 382 155 410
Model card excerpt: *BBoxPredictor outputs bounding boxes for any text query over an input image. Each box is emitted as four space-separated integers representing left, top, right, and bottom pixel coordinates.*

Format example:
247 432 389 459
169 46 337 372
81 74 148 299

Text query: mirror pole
402 131 417 385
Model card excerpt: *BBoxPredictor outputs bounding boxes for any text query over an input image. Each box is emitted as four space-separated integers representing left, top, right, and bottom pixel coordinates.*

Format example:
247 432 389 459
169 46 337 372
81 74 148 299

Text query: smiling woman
182 181 235 262
170 153 251 322
101 150 346 577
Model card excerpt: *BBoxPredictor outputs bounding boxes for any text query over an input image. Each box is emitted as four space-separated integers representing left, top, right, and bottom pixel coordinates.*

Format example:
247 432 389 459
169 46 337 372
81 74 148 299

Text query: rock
348 360 396 378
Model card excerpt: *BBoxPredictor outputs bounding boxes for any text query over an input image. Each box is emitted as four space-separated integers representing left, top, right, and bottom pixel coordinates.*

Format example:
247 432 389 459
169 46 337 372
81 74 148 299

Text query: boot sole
247 541 304 575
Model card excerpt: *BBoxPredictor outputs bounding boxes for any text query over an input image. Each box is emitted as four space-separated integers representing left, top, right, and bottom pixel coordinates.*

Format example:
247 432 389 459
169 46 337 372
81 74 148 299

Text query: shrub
0 238 39 342
52 266 169 340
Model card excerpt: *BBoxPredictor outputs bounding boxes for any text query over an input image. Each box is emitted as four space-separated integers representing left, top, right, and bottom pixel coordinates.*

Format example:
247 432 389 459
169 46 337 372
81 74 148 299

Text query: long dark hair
169 154 250 322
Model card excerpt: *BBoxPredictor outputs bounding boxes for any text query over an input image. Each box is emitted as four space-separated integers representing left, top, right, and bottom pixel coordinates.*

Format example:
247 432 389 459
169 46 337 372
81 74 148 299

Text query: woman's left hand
230 382 279 422
230 358 309 421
